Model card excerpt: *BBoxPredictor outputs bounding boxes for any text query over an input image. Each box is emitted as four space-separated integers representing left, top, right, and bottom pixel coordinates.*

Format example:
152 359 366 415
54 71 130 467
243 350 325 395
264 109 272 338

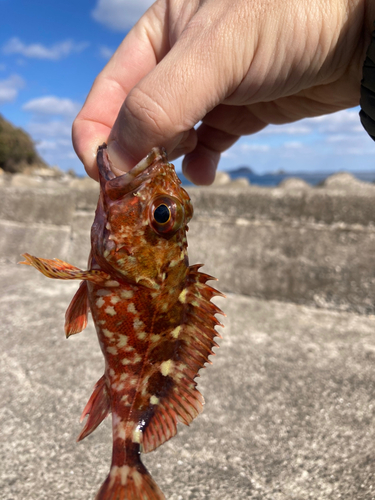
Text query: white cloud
36 138 72 151
27 120 72 137
30 127 78 167
284 141 303 149
262 123 312 135
92 0 154 31
3 37 89 61
240 143 270 152
301 109 363 134
23 96 81 117
0 74 25 104
99 45 115 59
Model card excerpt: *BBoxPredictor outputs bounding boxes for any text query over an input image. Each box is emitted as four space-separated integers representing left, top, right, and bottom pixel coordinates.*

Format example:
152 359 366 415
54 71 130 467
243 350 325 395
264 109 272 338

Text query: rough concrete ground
1 263 375 500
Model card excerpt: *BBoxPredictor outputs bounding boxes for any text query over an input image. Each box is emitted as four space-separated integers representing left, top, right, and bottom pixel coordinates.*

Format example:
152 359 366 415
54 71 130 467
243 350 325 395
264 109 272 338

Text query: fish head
92 144 193 289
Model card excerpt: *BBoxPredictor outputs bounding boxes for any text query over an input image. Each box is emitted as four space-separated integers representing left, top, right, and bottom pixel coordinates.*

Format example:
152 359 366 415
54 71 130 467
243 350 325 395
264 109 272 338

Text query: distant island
229 165 253 175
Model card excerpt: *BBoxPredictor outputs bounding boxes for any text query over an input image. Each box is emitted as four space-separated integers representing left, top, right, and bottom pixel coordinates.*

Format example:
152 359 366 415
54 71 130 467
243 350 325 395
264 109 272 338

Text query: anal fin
65 281 89 337
77 375 110 441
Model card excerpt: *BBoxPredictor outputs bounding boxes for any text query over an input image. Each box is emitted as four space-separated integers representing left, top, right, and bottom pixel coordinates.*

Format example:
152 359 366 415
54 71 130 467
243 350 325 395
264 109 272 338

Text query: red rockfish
21 145 224 499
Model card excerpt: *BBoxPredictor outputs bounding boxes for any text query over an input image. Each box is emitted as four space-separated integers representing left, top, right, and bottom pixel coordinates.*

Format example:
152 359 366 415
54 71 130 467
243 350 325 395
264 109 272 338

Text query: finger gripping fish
21 145 224 500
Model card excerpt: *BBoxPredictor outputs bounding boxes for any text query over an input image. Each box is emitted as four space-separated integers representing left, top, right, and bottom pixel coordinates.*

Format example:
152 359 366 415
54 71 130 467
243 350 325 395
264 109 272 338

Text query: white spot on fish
178 289 188 303
171 325 181 338
120 290 134 299
110 296 121 305
119 465 130 486
121 358 131 365
105 306 117 316
133 318 145 331
133 354 142 364
160 359 174 376
107 346 118 355
127 303 137 314
112 417 126 441
109 368 115 377
132 469 143 487
120 373 128 381
132 426 142 444
102 328 115 338
117 335 128 348
173 371 184 381
105 280 119 287
137 331 147 341
96 297 105 308
150 395 159 405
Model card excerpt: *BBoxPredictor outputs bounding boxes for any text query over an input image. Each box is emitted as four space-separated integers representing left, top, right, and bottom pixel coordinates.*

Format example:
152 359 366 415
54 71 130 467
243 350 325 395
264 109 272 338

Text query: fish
20 144 224 500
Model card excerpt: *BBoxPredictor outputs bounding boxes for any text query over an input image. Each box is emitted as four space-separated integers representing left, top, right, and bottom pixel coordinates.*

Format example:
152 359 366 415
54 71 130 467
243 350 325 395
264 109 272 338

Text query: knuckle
124 87 175 139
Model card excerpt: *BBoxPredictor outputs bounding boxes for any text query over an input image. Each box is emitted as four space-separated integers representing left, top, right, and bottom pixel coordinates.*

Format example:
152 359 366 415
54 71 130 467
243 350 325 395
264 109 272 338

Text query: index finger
72 3 170 179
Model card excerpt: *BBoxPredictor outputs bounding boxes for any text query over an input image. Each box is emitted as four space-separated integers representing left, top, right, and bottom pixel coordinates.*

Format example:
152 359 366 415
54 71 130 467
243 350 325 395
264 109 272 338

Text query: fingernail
107 140 137 176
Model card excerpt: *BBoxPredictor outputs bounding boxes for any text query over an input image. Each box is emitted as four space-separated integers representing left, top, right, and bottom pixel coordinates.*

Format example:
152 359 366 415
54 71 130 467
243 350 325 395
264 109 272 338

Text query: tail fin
96 462 165 500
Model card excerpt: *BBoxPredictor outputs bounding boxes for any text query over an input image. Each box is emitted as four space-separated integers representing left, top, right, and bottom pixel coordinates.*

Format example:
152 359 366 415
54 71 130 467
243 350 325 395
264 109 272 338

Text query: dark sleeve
360 27 375 141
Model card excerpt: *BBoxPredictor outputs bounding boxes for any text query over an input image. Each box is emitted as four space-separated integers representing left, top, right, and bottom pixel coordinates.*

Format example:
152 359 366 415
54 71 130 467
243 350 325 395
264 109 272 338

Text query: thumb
107 6 245 184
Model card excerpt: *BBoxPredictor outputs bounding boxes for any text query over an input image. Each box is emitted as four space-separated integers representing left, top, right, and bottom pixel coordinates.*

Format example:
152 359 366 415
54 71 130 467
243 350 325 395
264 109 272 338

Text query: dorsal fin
142 265 225 453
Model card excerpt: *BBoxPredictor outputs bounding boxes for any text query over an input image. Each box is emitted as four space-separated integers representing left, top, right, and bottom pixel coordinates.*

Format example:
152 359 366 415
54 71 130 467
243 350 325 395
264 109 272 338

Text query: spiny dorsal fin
142 266 224 454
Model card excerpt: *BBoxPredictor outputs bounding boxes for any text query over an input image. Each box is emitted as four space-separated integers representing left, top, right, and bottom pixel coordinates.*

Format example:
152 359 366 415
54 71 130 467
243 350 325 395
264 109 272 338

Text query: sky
1 0 374 176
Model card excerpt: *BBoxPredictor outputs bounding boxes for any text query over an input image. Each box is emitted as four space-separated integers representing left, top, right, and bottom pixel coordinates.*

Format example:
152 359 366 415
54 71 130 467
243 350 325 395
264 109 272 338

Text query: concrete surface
1 263 375 500
2 179 375 314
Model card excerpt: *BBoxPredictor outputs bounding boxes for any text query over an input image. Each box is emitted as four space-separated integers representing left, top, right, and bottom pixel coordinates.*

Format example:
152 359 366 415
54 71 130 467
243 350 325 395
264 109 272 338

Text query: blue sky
1 0 374 176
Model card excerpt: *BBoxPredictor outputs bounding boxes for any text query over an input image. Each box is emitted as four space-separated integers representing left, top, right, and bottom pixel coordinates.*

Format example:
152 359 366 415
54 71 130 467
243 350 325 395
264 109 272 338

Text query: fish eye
153 204 171 225
149 196 184 238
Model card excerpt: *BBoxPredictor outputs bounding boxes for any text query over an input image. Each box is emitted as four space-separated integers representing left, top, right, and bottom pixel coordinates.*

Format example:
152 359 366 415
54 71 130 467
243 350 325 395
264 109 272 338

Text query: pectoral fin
19 253 111 284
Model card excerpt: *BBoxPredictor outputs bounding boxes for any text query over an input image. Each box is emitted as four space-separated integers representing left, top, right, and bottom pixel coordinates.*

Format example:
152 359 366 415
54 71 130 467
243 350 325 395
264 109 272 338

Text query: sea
179 170 375 187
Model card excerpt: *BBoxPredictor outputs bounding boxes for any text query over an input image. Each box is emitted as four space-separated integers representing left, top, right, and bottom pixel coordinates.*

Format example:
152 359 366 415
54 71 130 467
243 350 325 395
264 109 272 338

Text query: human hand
72 0 375 185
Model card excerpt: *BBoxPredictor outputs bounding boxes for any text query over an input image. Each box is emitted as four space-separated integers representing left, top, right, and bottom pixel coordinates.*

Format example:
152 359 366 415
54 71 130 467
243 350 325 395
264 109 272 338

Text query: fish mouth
97 144 169 201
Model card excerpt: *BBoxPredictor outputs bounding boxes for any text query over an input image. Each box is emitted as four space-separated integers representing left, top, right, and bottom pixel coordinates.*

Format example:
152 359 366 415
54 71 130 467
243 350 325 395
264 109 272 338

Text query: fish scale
20 144 224 500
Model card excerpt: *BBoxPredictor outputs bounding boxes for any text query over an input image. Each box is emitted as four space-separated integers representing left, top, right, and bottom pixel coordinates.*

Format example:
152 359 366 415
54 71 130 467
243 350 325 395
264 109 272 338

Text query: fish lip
97 143 116 182
97 144 169 201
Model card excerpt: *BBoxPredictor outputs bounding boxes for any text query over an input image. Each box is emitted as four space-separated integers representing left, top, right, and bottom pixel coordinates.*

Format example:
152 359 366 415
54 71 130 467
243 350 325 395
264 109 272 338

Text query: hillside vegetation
0 114 47 173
